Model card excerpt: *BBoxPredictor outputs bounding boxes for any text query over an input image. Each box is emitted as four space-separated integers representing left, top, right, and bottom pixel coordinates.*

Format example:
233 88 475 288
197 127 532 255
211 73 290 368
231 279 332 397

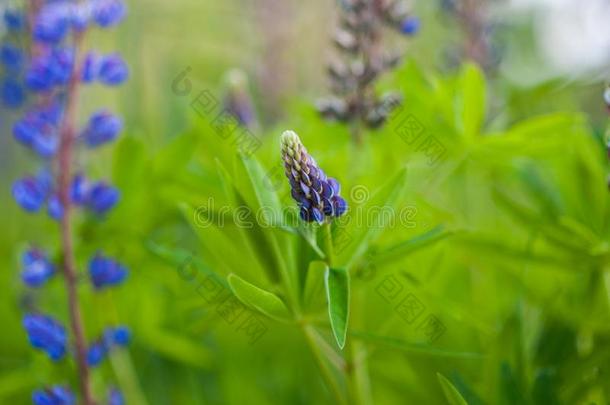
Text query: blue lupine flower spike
12 0 130 401
280 130 347 223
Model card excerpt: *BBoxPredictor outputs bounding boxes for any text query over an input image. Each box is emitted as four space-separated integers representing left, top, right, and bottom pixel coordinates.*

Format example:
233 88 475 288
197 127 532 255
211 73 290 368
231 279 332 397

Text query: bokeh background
2 0 610 404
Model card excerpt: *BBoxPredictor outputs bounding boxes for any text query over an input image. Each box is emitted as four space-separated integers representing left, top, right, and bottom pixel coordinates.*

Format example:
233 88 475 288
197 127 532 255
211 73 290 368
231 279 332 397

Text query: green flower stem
320 223 371 404
301 323 346 405
345 287 373 405
322 223 335 267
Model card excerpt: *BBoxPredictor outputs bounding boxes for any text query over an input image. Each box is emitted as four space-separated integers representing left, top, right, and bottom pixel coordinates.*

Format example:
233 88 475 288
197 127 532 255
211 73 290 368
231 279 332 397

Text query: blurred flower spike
10 0 130 403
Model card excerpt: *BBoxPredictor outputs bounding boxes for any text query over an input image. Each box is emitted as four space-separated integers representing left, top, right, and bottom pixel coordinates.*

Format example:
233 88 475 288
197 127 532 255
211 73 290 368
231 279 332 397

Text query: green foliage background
1 0 610 404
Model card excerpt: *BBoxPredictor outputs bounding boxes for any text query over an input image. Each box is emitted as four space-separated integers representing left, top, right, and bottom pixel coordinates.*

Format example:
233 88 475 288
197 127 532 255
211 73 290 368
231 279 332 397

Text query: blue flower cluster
21 248 56 287
89 253 128 290
12 169 120 220
400 16 420 36
32 386 75 405
23 314 68 361
10 1 130 402
86 325 130 366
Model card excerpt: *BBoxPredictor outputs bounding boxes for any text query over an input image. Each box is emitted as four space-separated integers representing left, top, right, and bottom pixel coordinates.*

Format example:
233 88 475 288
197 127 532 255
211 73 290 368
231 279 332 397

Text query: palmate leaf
325 267 350 349
227 274 292 322
437 373 470 405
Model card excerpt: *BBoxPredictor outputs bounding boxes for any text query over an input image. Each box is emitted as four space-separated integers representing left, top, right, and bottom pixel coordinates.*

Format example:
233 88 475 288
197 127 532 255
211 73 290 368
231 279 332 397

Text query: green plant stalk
322 223 335 266
297 223 347 404
321 223 371 404
345 288 372 405
301 323 346 405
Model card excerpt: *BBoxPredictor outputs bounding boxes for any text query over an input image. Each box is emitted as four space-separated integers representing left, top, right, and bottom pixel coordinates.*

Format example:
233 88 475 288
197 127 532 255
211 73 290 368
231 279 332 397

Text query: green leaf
458 63 486 139
215 159 275 281
505 112 585 140
153 131 198 176
234 154 297 304
236 154 283 227
351 332 484 359
374 225 453 266
303 260 328 311
338 168 408 268
227 274 292 322
141 329 213 369
437 373 469 405
325 267 350 349
112 135 148 189
179 203 249 277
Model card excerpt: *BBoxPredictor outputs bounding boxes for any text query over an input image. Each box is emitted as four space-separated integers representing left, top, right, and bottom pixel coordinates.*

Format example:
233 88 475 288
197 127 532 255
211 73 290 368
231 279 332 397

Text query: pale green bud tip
280 130 300 149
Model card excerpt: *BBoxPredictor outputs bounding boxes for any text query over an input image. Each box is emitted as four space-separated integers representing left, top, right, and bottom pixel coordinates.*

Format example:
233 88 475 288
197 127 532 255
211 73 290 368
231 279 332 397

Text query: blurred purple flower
86 181 120 214
88 253 128 289
0 43 24 71
23 314 67 361
47 193 64 221
32 386 75 405
81 52 99 83
12 176 48 212
400 16 420 36
4 9 25 32
1 78 25 108
71 174 89 205
21 249 56 288
33 3 71 44
86 340 108 367
98 53 128 85
92 0 127 28
83 110 123 147
108 388 124 405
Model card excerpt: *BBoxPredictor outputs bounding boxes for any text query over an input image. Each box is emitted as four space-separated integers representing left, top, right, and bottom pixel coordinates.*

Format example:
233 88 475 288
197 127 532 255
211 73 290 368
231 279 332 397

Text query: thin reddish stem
57 32 95 405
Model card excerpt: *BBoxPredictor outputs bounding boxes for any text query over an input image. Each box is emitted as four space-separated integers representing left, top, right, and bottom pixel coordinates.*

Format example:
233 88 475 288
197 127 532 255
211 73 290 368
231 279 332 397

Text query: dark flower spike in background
317 0 419 143
281 130 348 223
